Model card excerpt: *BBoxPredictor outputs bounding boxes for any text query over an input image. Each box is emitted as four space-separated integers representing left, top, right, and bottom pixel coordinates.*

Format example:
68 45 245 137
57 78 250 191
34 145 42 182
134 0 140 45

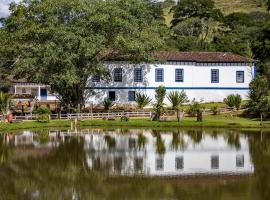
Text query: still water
0 128 269 200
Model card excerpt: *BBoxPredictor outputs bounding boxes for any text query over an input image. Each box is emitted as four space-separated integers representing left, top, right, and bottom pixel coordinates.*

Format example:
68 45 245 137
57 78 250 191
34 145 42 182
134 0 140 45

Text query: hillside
214 0 267 14
164 0 268 26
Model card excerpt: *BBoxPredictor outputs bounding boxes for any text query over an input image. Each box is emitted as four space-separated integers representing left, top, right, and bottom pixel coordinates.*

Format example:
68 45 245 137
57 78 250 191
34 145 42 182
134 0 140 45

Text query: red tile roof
154 51 254 63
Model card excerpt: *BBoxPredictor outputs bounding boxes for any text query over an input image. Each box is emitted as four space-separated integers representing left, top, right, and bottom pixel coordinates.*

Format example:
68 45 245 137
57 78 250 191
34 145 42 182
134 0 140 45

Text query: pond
0 128 269 200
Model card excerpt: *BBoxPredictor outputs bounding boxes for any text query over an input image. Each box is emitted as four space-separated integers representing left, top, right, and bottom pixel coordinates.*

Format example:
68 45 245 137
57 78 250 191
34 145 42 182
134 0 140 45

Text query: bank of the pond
0 115 270 131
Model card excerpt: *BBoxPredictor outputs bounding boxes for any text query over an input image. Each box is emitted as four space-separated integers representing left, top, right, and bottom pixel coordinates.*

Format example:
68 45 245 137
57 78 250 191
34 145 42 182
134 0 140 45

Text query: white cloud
0 0 21 18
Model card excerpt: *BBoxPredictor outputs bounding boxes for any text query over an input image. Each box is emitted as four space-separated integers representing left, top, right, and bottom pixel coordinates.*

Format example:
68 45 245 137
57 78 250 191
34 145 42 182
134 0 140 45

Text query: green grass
0 114 270 132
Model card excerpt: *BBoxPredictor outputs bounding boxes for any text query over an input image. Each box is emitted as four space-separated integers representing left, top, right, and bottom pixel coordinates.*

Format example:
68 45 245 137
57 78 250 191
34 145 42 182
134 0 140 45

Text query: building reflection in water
2 129 254 177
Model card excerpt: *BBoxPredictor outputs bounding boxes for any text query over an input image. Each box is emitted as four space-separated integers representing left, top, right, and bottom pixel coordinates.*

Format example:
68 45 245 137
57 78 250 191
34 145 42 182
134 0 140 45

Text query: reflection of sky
0 0 21 18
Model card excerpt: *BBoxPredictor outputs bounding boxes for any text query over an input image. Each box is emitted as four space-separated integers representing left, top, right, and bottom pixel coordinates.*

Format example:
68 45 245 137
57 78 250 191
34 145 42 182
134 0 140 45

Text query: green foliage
103 98 114 111
167 90 188 110
210 104 220 115
152 86 166 121
135 92 152 110
0 0 164 108
167 90 188 121
0 92 12 116
171 0 223 26
247 76 270 117
224 94 242 110
35 107 52 123
187 99 204 117
120 116 129 122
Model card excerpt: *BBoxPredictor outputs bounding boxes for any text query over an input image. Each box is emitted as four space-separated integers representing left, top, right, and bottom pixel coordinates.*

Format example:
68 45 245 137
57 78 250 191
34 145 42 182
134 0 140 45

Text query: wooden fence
1 111 152 121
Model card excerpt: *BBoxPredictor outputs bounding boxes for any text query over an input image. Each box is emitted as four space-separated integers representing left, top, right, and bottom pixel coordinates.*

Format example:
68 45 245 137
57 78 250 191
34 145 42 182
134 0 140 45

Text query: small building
87 51 255 105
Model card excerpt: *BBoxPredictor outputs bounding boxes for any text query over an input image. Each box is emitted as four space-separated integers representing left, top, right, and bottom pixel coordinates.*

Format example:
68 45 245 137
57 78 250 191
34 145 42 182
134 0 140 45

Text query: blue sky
0 0 20 18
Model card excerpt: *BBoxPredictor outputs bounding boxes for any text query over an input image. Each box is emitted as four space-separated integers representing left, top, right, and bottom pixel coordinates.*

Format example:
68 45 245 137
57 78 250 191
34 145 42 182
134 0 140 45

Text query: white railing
11 111 152 121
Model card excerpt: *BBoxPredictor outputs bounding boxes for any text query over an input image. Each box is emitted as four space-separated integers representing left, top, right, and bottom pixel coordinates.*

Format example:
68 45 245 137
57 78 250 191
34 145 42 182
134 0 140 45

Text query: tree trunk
176 110 180 122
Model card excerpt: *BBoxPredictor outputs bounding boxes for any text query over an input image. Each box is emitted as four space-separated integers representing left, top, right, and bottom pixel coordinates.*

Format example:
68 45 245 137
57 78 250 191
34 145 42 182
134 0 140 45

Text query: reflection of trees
187 130 203 144
152 131 166 155
226 132 241 150
33 130 50 145
249 132 270 200
0 134 11 163
137 133 147 150
104 135 116 149
171 131 187 151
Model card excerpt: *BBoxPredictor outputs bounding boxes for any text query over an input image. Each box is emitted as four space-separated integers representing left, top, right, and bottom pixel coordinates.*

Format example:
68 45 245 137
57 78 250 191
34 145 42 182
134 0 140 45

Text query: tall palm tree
167 90 188 122
0 92 12 121
135 92 152 110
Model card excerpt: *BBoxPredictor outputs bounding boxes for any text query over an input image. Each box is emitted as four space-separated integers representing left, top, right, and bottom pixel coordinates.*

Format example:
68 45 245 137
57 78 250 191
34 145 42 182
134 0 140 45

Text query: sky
0 0 20 18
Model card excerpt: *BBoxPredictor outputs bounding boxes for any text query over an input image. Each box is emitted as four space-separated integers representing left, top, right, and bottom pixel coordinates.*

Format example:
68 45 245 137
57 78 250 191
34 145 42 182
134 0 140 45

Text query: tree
0 0 164 109
135 92 152 110
152 86 166 121
224 94 242 110
247 76 270 118
0 92 12 121
103 98 114 111
167 90 188 122
267 0 270 11
171 0 223 26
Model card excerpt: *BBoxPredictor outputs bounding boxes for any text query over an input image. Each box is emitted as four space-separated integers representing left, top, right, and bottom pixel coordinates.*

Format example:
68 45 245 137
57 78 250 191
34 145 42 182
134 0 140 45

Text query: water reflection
1 129 270 200
0 129 254 177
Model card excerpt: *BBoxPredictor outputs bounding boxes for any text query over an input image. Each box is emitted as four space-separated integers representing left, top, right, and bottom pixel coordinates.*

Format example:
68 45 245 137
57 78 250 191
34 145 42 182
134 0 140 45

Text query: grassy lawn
0 114 269 132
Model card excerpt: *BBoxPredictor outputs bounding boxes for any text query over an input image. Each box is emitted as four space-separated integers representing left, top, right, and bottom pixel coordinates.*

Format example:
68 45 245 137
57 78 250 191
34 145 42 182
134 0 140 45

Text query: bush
35 107 51 122
135 92 152 110
187 99 204 117
210 104 219 115
120 116 129 122
224 94 242 110
103 98 114 111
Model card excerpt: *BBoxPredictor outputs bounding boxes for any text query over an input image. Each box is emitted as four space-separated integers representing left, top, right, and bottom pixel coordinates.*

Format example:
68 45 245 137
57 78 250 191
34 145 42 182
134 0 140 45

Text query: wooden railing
9 111 152 121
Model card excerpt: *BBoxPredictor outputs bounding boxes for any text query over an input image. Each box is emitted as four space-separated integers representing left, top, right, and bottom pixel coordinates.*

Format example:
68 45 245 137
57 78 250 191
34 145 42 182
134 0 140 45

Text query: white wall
86 62 254 104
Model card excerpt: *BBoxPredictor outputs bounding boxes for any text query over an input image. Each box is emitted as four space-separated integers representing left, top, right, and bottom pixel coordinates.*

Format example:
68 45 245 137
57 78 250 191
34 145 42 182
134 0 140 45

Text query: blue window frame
155 68 164 82
134 68 143 82
175 69 184 82
92 74 100 82
114 68 122 82
128 91 136 101
211 69 219 83
236 71 244 83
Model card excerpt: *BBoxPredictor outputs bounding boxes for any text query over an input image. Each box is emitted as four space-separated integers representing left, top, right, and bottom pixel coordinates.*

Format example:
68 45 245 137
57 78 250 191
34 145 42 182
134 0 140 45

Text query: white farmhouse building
87 51 255 105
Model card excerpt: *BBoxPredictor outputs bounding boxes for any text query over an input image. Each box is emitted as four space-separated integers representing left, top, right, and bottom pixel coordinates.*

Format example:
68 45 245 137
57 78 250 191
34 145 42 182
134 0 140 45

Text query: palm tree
135 92 152 110
0 92 12 121
167 90 188 122
103 98 114 111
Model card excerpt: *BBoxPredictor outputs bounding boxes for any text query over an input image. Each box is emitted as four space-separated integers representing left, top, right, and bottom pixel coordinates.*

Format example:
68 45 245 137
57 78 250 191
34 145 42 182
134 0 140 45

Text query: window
22 88 26 94
155 68 164 82
211 155 219 169
134 68 143 82
175 69 184 82
211 69 219 83
236 155 244 168
92 74 100 82
156 157 164 171
128 91 136 101
236 71 244 83
109 91 116 101
175 156 184 170
114 68 122 82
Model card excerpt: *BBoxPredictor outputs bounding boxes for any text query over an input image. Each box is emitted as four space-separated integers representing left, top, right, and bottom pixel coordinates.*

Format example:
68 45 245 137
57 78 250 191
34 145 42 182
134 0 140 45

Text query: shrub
210 104 219 115
187 99 204 117
224 94 242 110
35 107 51 122
120 116 129 121
135 92 152 109
152 86 166 121
103 98 114 111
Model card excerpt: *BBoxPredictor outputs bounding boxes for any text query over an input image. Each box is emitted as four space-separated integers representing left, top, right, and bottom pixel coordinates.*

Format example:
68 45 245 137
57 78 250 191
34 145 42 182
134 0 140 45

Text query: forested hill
214 0 267 14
